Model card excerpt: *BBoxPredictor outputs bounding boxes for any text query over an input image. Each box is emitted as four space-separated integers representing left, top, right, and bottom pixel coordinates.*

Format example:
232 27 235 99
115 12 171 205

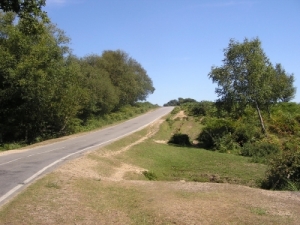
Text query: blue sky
45 0 300 106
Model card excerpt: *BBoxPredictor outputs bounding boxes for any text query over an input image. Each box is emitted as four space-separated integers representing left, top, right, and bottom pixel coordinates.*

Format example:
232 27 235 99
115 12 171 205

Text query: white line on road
0 184 23 205
0 111 167 206
0 157 22 166
0 147 65 167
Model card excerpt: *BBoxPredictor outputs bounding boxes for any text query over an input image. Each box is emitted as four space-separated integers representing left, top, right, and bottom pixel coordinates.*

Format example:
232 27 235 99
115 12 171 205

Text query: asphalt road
0 107 174 206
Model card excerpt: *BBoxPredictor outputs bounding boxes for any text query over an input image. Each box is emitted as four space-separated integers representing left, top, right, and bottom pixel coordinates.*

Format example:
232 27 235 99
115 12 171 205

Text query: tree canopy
208 38 295 133
0 11 155 144
0 0 48 34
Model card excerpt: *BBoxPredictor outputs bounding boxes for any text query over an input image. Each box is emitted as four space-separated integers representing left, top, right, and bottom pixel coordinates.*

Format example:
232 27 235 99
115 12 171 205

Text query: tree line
0 9 155 144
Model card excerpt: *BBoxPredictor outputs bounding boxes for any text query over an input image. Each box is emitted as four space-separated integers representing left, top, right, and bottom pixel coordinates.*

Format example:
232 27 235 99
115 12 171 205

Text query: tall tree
100 50 154 109
271 63 295 103
0 12 83 142
128 58 155 102
78 55 119 117
208 38 295 134
0 0 48 34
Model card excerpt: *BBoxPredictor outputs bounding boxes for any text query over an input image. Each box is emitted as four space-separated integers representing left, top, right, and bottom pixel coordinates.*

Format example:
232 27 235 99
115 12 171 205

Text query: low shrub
234 123 261 146
268 110 300 136
261 149 300 190
241 142 280 163
171 106 180 115
197 118 235 150
142 171 158 180
168 133 191 146
182 101 216 117
213 133 241 153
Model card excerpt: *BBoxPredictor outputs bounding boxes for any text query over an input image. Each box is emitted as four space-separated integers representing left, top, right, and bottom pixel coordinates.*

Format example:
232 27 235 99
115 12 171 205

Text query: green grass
250 207 268 216
121 141 266 187
113 115 267 187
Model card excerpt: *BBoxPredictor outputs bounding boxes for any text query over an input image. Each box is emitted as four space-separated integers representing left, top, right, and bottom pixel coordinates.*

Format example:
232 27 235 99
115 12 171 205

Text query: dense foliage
168 99 300 190
204 38 298 190
0 0 48 34
0 11 155 145
163 97 197 106
164 38 299 190
208 38 295 134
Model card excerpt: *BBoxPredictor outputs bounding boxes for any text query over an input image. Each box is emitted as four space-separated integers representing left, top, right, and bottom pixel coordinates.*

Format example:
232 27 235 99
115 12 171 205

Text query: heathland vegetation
164 97 300 191
164 38 299 191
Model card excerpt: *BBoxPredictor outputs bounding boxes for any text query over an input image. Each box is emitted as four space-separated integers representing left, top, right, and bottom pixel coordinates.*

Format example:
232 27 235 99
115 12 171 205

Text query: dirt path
56 119 164 182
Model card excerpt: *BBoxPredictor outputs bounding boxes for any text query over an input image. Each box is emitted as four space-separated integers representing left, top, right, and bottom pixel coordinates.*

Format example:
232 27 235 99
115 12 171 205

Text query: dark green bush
168 133 191 146
233 123 261 146
261 149 300 190
181 101 216 117
197 118 235 150
213 133 241 153
241 142 280 163
142 171 158 180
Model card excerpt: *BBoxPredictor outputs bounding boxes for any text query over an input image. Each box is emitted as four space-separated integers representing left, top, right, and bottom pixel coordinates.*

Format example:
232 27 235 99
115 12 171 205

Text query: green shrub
168 133 191 146
182 101 216 117
171 106 180 115
197 118 235 150
142 171 157 180
213 133 241 153
234 123 261 146
241 142 280 163
3 143 24 150
166 117 174 128
261 149 300 190
268 109 300 136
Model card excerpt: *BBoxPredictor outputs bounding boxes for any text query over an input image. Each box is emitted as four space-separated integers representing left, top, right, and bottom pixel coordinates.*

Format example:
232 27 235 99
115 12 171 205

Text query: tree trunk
255 101 267 135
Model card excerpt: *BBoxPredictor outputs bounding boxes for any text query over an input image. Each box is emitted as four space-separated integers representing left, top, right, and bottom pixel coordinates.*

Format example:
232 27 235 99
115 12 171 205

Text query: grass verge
0 113 299 224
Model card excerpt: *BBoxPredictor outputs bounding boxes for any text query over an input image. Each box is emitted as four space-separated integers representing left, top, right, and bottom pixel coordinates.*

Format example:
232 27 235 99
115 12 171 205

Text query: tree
78 55 119 117
100 50 154 109
0 0 48 34
271 63 296 103
0 0 45 16
163 99 179 106
0 12 84 142
127 58 155 102
208 38 295 134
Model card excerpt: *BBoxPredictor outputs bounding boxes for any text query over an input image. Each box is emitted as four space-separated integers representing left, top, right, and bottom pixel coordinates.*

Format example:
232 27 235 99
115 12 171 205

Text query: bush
233 123 261 146
143 171 158 180
268 111 300 136
197 118 235 150
261 149 300 190
213 133 241 153
168 133 191 146
241 142 280 163
171 106 180 115
182 101 216 117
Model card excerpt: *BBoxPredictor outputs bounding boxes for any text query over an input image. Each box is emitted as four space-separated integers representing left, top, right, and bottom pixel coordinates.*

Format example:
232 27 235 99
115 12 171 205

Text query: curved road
0 107 174 206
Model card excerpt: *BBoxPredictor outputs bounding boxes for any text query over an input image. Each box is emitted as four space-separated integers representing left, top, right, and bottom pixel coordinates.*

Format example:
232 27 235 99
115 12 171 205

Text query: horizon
45 0 300 106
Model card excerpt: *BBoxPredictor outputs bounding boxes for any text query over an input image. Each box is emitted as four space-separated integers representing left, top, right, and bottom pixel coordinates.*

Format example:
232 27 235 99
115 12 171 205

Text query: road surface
0 107 174 206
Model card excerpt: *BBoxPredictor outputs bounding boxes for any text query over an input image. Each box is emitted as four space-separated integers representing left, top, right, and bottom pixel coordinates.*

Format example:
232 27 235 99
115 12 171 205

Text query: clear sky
45 0 300 106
